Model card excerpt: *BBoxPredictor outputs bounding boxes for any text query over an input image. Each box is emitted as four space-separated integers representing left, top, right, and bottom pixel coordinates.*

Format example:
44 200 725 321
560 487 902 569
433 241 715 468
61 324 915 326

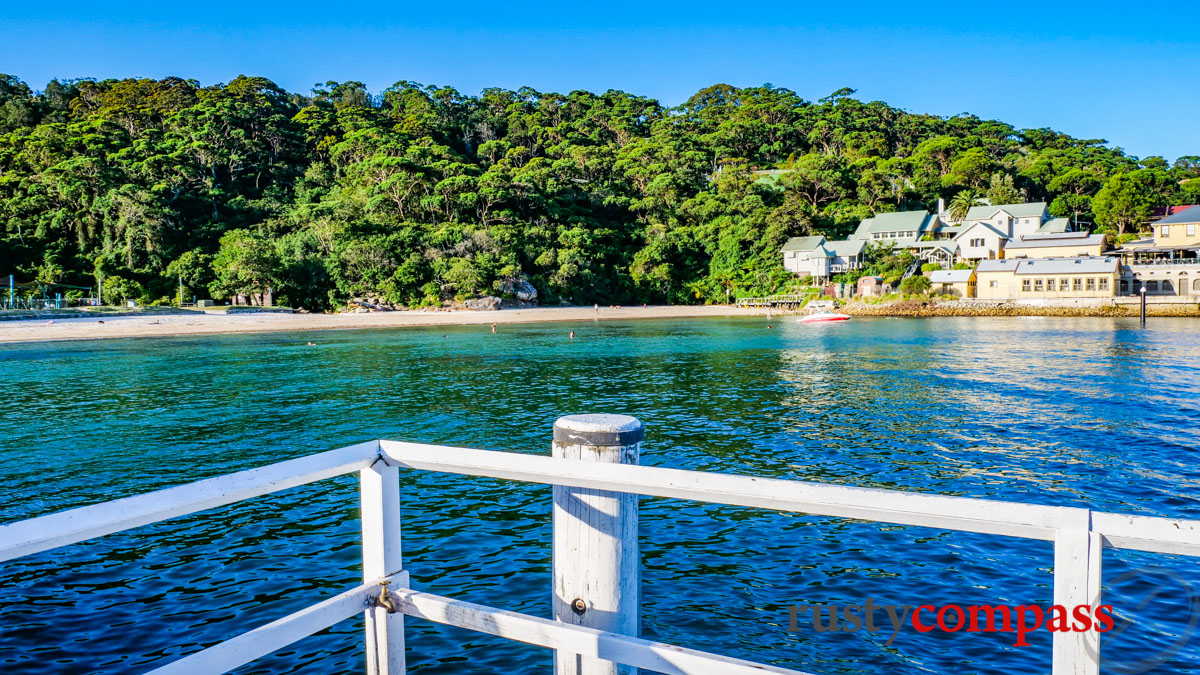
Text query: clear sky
3 1 1198 160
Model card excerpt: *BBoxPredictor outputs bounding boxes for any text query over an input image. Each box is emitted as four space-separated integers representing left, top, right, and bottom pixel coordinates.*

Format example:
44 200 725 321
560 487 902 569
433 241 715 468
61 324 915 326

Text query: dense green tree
0 74 1187 308
1093 170 1172 234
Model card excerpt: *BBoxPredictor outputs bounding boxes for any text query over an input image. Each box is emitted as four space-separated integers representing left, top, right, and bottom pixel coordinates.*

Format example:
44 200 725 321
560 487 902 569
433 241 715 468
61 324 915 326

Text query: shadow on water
1 316 1198 673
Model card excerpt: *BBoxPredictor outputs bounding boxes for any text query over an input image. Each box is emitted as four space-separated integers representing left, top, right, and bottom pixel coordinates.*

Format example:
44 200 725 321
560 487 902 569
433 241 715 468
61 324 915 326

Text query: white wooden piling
361 458 405 675
1052 509 1101 675
552 414 643 675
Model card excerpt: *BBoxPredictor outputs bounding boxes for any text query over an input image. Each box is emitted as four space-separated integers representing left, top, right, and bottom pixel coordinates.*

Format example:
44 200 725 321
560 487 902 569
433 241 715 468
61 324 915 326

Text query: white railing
735 294 809 307
2 415 1199 675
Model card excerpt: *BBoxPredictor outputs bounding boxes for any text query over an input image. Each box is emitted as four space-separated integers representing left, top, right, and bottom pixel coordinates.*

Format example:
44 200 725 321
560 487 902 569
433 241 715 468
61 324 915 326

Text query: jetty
735 294 808 308
2 414 1198 674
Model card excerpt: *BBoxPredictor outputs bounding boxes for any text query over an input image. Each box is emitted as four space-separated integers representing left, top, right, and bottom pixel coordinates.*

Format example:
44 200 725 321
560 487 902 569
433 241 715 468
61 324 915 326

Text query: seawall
839 299 1200 317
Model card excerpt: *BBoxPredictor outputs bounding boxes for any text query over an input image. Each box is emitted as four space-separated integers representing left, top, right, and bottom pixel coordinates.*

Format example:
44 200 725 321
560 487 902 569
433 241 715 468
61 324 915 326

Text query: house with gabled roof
851 210 940 245
1149 207 1200 248
781 235 865 280
942 201 1051 240
954 220 1009 261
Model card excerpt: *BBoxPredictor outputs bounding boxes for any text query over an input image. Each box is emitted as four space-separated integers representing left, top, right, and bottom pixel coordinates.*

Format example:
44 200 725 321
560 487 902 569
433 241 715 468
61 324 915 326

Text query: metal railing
1124 258 1200 268
2 415 1199 674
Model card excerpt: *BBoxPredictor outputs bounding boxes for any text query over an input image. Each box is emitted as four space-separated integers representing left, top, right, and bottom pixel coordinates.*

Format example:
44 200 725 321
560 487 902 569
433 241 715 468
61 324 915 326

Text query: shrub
900 275 932 295
921 262 942 273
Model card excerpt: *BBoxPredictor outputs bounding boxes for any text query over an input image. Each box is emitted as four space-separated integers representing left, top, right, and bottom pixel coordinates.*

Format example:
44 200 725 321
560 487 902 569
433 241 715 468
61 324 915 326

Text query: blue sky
3 1 1198 160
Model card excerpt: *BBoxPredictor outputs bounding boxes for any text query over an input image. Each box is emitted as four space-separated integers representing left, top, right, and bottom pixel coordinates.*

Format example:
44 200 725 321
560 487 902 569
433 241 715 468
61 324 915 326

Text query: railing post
361 454 405 675
1052 509 1100 675
552 414 642 675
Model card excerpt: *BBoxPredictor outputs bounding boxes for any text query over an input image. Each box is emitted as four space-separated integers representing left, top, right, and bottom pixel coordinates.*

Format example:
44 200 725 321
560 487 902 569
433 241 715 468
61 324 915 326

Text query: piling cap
553 414 643 446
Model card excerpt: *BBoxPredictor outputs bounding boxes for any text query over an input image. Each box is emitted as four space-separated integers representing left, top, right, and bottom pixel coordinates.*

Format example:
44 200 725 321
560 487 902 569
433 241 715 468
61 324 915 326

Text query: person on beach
491 323 496 333
594 303 599 313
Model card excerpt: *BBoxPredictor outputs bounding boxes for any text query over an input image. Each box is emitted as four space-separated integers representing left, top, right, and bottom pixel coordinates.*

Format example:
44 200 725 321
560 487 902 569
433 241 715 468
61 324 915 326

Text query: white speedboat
797 307 850 324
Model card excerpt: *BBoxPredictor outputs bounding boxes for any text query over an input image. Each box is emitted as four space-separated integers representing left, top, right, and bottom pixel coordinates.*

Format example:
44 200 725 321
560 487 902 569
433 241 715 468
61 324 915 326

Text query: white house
954 221 1009 261
782 236 865 280
942 201 1051 240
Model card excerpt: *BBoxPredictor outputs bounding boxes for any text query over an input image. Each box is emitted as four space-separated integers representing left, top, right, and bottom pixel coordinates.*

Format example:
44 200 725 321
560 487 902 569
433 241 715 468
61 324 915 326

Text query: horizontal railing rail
735 294 809 307
3 427 1199 674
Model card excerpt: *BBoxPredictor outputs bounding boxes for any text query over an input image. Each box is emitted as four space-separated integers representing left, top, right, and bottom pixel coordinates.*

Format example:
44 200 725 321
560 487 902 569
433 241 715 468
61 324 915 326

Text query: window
969 238 985 247
1189 224 1196 237
1086 278 1096 291
1022 279 1031 292
1060 278 1070 291
1163 280 1175 293
1147 280 1159 292
1073 278 1082 291
1098 277 1109 291
1034 278 1044 291
1162 225 1170 237
989 280 997 287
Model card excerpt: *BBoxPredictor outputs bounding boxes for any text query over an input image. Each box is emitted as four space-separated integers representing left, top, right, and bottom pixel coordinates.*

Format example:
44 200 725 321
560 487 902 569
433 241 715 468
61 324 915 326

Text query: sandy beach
0 305 763 344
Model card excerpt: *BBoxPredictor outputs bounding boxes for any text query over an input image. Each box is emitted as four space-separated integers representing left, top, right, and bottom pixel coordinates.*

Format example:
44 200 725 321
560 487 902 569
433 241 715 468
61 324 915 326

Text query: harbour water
1 316 1198 674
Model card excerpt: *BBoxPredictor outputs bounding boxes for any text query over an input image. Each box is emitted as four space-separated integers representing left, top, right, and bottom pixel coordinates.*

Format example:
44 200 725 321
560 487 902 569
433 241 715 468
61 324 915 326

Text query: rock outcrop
500 278 539 303
464 296 502 311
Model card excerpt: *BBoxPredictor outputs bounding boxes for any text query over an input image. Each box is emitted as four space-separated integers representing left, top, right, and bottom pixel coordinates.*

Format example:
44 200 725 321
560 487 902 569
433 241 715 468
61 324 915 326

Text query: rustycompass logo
784 566 1200 673
785 598 1113 648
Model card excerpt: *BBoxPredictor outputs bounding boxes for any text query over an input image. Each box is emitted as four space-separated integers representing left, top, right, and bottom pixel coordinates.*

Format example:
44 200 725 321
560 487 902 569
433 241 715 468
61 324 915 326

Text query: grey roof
810 244 835 258
1036 217 1071 234
976 259 1020 273
852 210 936 238
930 270 974 283
956 220 1009 240
825 238 866 257
1152 207 1200 225
782 236 825 252
853 217 875 239
908 240 957 249
1014 257 1120 275
964 202 1048 221
1005 233 1106 249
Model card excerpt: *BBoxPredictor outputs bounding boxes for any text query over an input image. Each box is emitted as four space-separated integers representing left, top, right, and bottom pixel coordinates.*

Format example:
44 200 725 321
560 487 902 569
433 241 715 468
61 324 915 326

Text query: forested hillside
1 75 1197 308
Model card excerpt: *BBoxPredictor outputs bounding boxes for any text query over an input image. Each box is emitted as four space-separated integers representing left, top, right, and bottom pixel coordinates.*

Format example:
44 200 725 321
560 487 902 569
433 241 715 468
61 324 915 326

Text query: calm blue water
1 316 1199 674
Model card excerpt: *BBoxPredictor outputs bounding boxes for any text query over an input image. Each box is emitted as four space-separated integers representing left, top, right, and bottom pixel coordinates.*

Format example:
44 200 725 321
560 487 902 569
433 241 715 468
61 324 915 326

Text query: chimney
937 198 945 215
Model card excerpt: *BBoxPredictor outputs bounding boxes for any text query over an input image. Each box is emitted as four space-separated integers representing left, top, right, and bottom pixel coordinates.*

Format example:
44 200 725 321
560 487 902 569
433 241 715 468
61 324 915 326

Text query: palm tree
948 189 985 221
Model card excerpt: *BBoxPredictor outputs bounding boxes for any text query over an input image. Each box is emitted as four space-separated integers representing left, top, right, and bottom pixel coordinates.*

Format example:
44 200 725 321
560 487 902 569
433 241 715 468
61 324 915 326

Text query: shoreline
0 305 761 344
838 299 1200 318
3 300 1197 344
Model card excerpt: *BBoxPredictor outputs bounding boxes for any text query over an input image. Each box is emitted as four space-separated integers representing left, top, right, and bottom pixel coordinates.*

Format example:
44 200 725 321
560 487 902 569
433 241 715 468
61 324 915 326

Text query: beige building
1002 232 1106 259
929 269 975 298
975 257 1121 299
1014 257 1120 298
975 259 1021 299
1152 208 1200 247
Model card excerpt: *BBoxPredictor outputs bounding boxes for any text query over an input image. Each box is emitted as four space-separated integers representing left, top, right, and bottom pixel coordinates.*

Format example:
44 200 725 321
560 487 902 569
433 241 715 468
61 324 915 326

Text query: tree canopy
1 74 1194 308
